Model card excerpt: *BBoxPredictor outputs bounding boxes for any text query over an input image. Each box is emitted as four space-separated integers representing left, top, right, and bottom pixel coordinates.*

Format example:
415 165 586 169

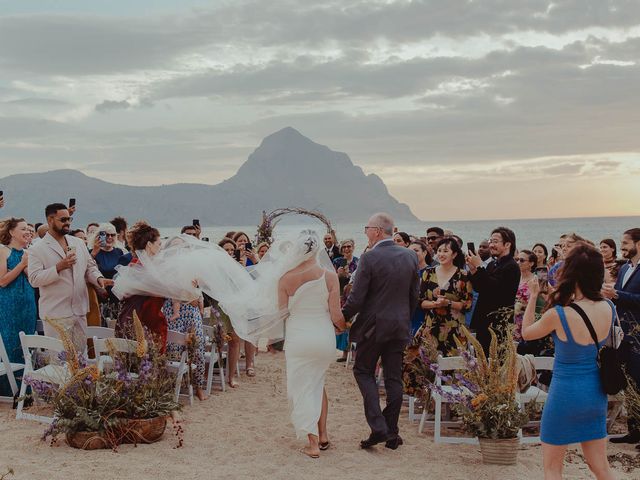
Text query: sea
159 216 640 253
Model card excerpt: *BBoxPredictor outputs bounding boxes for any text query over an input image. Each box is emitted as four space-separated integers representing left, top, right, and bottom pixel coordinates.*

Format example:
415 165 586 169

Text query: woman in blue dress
522 242 615 480
0 218 37 397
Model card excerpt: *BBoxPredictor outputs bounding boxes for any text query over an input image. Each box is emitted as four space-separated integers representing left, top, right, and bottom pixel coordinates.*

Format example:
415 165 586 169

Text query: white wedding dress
285 274 336 439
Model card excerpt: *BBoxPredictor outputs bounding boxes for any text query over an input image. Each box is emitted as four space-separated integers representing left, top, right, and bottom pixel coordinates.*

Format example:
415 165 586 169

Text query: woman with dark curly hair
115 221 167 352
522 242 615 479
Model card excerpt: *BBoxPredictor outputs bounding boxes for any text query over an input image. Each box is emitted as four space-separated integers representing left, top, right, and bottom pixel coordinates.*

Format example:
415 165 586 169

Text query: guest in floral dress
0 218 36 396
162 297 207 401
513 250 536 341
403 237 472 397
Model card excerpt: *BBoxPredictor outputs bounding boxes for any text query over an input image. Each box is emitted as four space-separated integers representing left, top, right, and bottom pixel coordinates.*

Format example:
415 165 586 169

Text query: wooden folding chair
203 325 226 394
419 355 478 444
517 356 552 444
166 330 194 406
0 334 22 402
16 332 68 424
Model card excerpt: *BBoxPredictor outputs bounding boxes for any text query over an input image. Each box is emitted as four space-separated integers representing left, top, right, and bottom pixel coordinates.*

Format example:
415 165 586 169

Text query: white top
622 262 638 288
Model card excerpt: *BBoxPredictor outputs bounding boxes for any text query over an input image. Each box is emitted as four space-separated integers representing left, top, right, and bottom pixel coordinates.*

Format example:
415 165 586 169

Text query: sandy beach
1 351 638 480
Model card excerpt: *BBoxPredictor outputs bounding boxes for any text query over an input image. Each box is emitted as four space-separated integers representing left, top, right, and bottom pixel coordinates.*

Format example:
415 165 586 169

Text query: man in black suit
323 233 341 260
606 228 640 446
466 227 520 353
342 213 419 450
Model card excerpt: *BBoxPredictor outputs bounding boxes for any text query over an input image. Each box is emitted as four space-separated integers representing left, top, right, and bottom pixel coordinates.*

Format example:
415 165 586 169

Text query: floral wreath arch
256 208 333 244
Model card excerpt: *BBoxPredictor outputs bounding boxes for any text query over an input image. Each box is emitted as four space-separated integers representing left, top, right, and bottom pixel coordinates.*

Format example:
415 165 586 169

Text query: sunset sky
1 0 639 221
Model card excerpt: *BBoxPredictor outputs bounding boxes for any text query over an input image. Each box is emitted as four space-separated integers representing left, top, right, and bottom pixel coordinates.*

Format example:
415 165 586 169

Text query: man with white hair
342 212 420 450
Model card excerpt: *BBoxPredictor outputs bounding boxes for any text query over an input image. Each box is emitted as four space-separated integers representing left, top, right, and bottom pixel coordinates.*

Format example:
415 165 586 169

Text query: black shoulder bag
568 303 627 395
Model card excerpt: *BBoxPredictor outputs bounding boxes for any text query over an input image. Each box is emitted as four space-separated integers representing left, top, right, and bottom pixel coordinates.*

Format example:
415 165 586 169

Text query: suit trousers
42 315 88 355
353 337 406 437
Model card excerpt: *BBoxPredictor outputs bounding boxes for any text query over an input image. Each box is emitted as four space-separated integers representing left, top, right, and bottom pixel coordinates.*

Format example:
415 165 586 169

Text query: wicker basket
66 416 168 450
478 437 519 465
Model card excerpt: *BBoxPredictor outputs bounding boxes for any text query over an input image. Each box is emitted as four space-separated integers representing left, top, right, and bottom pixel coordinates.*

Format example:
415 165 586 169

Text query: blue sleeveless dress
0 248 37 394
540 303 613 445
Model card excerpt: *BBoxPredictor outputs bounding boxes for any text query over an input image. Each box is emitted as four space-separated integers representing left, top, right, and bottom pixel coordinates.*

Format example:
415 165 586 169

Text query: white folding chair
16 332 68 424
166 330 194 406
517 356 552 444
419 355 478 444
92 337 138 373
203 325 226 394
0 334 22 402
86 326 115 340
345 342 356 368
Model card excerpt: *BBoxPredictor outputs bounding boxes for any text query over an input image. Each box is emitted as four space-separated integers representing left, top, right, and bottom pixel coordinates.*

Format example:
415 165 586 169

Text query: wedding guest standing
115 221 167 352
532 243 549 273
109 216 128 251
513 250 537 342
256 242 270 260
522 242 615 480
393 232 410 247
605 228 640 447
323 233 341 260
599 238 625 284
231 232 257 378
0 218 36 395
334 239 358 362
466 227 520 353
89 223 124 319
408 240 430 335
28 204 109 352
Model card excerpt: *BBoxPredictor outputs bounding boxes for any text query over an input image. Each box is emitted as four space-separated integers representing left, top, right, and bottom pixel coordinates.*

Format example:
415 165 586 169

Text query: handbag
568 302 627 395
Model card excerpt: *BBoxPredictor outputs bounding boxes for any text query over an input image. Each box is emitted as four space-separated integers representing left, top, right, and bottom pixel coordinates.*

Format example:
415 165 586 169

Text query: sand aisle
1 352 637 480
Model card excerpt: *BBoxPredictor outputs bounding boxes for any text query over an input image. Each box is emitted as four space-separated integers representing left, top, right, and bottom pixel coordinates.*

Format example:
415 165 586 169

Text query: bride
278 231 346 458
112 229 346 458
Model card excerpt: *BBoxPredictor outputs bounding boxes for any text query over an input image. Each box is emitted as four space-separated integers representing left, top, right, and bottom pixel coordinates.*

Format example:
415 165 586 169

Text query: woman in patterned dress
162 297 207 401
402 237 472 397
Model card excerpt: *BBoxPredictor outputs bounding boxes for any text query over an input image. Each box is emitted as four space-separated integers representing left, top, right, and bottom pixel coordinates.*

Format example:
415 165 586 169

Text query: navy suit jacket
614 262 640 333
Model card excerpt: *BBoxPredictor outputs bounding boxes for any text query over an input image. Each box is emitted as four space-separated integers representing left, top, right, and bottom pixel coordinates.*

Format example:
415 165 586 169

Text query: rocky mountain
0 127 419 226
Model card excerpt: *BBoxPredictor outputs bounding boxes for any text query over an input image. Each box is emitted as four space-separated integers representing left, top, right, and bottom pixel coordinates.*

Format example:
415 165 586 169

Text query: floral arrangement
422 324 530 439
24 313 182 450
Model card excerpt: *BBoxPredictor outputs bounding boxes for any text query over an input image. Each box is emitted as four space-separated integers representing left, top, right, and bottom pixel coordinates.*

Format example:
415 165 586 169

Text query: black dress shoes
360 432 391 449
385 435 403 450
610 432 640 444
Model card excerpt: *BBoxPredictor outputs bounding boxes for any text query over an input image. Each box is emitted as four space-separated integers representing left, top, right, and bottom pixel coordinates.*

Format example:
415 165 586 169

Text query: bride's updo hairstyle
127 221 160 252
545 242 604 310
294 229 320 259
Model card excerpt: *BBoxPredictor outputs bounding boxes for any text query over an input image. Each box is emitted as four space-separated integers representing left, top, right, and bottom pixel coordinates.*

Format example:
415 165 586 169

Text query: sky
0 0 639 221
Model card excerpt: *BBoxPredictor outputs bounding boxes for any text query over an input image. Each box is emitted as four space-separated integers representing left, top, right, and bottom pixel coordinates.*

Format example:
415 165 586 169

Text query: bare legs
227 333 240 387
542 439 614 480
302 388 329 458
245 341 256 376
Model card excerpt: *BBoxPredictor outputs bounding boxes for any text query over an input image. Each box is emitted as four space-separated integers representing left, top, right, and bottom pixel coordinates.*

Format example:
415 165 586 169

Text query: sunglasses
57 216 73 223
426 236 439 241
516 258 529 263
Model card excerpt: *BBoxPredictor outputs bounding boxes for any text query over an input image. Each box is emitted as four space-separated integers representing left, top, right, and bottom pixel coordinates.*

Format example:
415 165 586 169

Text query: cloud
95 99 132 113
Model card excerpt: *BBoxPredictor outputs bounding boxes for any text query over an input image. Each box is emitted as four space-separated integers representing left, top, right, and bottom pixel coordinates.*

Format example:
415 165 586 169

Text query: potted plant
424 324 530 465
24 313 183 450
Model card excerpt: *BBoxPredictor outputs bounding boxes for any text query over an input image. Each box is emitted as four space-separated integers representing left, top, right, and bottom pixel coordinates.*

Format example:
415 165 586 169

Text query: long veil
112 229 335 345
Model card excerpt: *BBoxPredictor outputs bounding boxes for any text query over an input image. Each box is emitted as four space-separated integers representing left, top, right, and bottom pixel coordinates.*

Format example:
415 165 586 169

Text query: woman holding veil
112 229 346 458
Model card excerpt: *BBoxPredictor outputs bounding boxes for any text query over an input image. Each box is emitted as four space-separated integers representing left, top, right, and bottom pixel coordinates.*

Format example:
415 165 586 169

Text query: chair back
93 337 138 357
86 327 115 340
532 356 554 371
19 332 65 363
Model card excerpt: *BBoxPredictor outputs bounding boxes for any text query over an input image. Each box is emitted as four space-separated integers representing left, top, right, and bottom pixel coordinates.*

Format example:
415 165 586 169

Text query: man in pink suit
28 203 111 352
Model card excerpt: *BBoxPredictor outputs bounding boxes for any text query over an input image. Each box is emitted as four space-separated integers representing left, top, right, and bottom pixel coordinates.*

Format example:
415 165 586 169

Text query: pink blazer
28 233 103 319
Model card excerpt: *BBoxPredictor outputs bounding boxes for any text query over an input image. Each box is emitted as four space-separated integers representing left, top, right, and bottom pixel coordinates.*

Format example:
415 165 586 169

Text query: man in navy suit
606 228 640 446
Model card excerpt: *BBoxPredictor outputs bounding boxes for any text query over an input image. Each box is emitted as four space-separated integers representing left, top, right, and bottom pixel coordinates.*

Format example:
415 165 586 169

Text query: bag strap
567 303 600 349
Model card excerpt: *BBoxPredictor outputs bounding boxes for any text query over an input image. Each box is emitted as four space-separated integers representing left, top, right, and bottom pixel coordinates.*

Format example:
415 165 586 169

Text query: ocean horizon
158 215 640 254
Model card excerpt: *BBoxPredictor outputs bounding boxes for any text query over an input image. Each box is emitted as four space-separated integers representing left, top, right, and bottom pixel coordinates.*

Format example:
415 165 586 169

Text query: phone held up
192 219 200 227
98 231 107 248
467 242 476 256
69 198 76 208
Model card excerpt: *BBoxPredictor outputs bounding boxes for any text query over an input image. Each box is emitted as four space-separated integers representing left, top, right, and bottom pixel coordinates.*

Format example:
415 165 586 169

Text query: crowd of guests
1 195 640 475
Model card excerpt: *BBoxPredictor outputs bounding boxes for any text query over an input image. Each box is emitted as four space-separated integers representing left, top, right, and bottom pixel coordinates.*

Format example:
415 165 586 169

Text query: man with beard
28 203 110 351
606 228 640 446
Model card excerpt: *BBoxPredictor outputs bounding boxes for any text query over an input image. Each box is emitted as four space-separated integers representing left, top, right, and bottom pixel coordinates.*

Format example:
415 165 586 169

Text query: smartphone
234 249 241 261
66 245 76 256
0 190 3 197
201 237 209 242
245 241 253 251
98 231 107 247
467 242 476 255
69 198 76 208
192 219 200 227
